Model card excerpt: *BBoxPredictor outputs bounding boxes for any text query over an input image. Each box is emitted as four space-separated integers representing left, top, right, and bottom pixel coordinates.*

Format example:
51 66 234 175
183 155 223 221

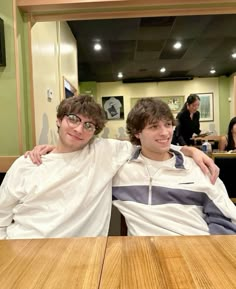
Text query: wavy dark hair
226 116 236 150
180 94 200 112
126 97 175 145
57 94 107 135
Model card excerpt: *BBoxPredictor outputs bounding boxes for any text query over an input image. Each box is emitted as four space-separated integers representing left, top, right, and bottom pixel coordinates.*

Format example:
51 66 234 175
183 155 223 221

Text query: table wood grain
0 237 107 289
99 235 236 289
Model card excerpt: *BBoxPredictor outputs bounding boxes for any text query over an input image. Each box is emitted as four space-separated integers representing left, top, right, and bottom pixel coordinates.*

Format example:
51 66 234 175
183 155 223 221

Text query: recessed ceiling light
160 67 166 73
210 69 216 74
117 72 123 78
232 53 236 58
173 41 182 49
94 43 102 51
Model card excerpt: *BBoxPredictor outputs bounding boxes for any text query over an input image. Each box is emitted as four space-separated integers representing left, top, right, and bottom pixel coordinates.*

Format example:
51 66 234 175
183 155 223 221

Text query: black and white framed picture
102 96 124 120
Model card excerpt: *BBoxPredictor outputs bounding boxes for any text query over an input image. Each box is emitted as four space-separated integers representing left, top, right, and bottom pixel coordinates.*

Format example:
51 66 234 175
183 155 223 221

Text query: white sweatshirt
0 138 133 239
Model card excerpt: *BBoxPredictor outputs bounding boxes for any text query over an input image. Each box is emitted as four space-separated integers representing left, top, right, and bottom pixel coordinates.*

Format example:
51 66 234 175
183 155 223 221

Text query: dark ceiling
68 14 236 83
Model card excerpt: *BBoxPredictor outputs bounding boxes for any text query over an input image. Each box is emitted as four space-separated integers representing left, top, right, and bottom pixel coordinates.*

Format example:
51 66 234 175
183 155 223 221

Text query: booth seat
212 152 236 204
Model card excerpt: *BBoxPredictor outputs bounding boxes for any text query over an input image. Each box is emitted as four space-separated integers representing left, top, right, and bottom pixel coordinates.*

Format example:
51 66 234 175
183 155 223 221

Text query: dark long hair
226 117 236 150
180 94 200 112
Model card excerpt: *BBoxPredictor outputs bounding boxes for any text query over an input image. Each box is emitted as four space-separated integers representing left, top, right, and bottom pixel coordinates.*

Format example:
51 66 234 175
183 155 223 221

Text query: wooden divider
0 156 19 172
212 152 236 204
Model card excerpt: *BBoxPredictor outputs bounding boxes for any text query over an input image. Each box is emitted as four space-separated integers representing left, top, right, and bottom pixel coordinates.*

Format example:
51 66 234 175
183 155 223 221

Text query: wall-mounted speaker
0 18 6 67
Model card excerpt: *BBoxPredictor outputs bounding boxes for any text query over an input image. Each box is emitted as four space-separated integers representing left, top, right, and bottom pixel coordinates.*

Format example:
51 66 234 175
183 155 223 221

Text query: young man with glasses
0 95 219 239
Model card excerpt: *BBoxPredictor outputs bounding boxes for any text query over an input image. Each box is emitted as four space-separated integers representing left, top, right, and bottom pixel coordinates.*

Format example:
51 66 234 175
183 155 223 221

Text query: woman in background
172 94 201 145
218 117 236 151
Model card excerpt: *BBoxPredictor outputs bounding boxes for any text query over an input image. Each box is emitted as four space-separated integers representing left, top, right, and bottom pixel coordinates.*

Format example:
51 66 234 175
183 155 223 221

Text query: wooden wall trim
13 0 24 155
16 0 236 16
27 15 36 147
31 7 236 23
0 156 19 172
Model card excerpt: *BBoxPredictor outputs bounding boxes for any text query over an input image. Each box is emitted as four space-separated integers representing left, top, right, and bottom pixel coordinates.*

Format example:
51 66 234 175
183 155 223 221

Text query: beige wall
31 21 78 145
59 21 78 96
231 74 236 116
97 77 220 139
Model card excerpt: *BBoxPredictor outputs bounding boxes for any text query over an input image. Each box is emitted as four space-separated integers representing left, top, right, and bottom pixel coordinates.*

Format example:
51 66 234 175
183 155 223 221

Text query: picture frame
157 96 185 113
63 77 77 98
130 96 184 115
102 96 124 120
196 92 214 122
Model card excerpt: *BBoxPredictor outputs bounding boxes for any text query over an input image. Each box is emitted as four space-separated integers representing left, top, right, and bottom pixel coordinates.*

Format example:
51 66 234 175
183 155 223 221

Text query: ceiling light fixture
173 41 182 49
118 72 123 78
210 68 216 74
232 53 236 58
160 67 166 73
94 43 102 51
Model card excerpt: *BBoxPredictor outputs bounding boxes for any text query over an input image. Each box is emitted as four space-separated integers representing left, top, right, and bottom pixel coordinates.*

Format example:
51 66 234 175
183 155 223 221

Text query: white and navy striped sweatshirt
112 148 236 236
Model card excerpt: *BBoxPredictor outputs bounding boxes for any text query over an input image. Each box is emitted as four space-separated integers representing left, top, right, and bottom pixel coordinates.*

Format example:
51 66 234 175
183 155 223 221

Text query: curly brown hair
57 95 107 135
126 97 175 145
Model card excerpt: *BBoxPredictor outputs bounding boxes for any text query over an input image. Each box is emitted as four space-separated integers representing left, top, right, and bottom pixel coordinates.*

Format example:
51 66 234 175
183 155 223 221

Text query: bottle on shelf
202 140 212 154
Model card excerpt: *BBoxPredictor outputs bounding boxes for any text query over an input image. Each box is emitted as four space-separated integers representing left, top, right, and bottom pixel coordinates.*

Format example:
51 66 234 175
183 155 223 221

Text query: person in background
0 95 218 239
218 117 236 151
172 94 201 146
112 98 236 236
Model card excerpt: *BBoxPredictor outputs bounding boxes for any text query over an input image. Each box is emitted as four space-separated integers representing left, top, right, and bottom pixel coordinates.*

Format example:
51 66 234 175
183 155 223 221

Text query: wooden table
0 237 107 289
1 235 235 289
100 235 236 289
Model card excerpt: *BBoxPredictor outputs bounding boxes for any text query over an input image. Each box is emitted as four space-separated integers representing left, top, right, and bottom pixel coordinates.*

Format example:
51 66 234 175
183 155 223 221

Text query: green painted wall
218 76 230 135
0 1 18 155
79 81 97 101
16 10 34 151
0 1 33 156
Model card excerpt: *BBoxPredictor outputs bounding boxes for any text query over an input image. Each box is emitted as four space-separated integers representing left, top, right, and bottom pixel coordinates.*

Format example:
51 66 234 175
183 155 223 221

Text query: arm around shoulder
24 144 55 165
178 145 219 184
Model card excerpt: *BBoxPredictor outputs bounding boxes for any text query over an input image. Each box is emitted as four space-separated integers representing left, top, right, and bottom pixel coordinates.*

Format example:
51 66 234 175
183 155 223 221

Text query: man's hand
24 145 55 165
181 146 219 184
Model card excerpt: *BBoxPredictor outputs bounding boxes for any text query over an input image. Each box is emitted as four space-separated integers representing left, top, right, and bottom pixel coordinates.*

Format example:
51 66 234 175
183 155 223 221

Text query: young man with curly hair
112 98 236 235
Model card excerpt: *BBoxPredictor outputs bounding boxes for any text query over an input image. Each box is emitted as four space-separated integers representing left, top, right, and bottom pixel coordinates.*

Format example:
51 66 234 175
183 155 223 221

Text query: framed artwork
63 77 77 98
130 96 184 114
196 93 214 122
102 96 124 120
